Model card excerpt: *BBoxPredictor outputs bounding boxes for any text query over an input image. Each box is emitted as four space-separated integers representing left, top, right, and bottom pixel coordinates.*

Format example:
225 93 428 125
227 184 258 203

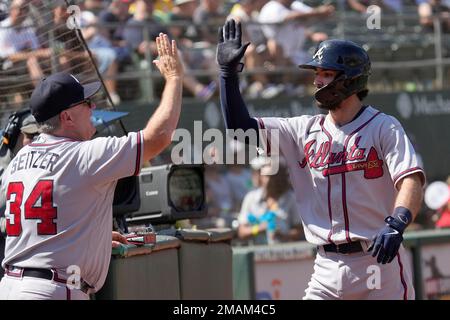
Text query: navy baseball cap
30 72 101 123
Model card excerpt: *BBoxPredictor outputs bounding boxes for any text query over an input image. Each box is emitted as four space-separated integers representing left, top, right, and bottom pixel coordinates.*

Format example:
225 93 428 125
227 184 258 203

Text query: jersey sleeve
255 116 306 160
379 116 425 189
81 131 143 183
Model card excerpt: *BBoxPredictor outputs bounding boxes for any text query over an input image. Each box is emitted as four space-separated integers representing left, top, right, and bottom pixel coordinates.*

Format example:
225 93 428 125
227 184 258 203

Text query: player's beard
314 84 342 111
316 100 341 111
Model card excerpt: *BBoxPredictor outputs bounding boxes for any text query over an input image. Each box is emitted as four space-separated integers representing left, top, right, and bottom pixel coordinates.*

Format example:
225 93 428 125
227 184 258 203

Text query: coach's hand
153 33 184 80
112 231 129 248
217 19 250 75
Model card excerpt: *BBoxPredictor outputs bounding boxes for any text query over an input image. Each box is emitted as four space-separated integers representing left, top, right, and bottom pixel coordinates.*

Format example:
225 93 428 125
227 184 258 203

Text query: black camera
1 109 31 152
113 164 207 225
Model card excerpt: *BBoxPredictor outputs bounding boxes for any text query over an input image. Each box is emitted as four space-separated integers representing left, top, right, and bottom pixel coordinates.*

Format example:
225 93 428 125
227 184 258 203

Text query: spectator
193 0 226 44
259 0 334 65
419 0 450 33
169 0 202 47
123 0 167 57
249 155 271 189
258 0 334 91
383 0 406 13
155 0 175 12
124 0 216 100
0 0 51 103
168 0 218 81
153 0 175 22
347 0 394 13
80 11 122 105
227 0 286 99
435 200 450 228
194 165 234 228
83 0 106 14
0 1 7 22
226 164 253 210
98 0 133 65
224 140 253 212
33 1 93 79
434 177 450 228
238 163 303 245
347 0 429 14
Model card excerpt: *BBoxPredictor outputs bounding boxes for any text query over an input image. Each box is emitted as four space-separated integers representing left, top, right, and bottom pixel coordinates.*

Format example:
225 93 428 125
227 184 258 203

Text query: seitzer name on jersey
10 150 61 174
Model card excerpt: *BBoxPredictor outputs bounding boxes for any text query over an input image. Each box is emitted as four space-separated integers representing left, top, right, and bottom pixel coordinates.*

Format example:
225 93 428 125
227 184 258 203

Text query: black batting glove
368 207 412 264
368 224 403 264
216 19 250 77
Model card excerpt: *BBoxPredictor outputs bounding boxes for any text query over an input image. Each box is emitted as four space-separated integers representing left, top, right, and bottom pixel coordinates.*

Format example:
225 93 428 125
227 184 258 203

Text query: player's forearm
394 173 424 220
142 77 183 161
219 73 258 132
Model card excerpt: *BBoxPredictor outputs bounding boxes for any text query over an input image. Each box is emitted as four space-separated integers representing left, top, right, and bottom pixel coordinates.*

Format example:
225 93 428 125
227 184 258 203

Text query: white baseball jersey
256 106 425 246
1 131 143 292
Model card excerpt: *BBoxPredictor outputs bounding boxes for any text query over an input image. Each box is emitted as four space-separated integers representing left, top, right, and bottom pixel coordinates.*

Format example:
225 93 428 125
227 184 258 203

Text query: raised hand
153 33 184 80
216 19 250 74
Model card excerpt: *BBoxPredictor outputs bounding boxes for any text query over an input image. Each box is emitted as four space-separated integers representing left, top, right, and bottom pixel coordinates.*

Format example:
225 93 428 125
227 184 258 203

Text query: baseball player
0 33 183 300
217 19 425 299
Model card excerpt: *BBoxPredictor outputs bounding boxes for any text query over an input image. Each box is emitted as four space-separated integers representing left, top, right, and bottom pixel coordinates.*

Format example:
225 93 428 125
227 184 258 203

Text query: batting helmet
299 39 371 107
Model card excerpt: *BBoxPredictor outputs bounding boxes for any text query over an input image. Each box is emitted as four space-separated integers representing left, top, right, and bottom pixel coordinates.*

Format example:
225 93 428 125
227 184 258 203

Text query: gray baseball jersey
256 106 425 246
1 131 143 292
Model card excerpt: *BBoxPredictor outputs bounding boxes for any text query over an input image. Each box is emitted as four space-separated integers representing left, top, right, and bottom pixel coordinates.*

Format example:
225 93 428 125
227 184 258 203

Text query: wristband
220 63 244 77
385 206 412 234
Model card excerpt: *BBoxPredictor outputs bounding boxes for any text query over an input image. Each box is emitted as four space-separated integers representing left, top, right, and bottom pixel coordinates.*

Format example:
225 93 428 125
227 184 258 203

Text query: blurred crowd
191 155 306 246
420 176 450 230
0 0 449 106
